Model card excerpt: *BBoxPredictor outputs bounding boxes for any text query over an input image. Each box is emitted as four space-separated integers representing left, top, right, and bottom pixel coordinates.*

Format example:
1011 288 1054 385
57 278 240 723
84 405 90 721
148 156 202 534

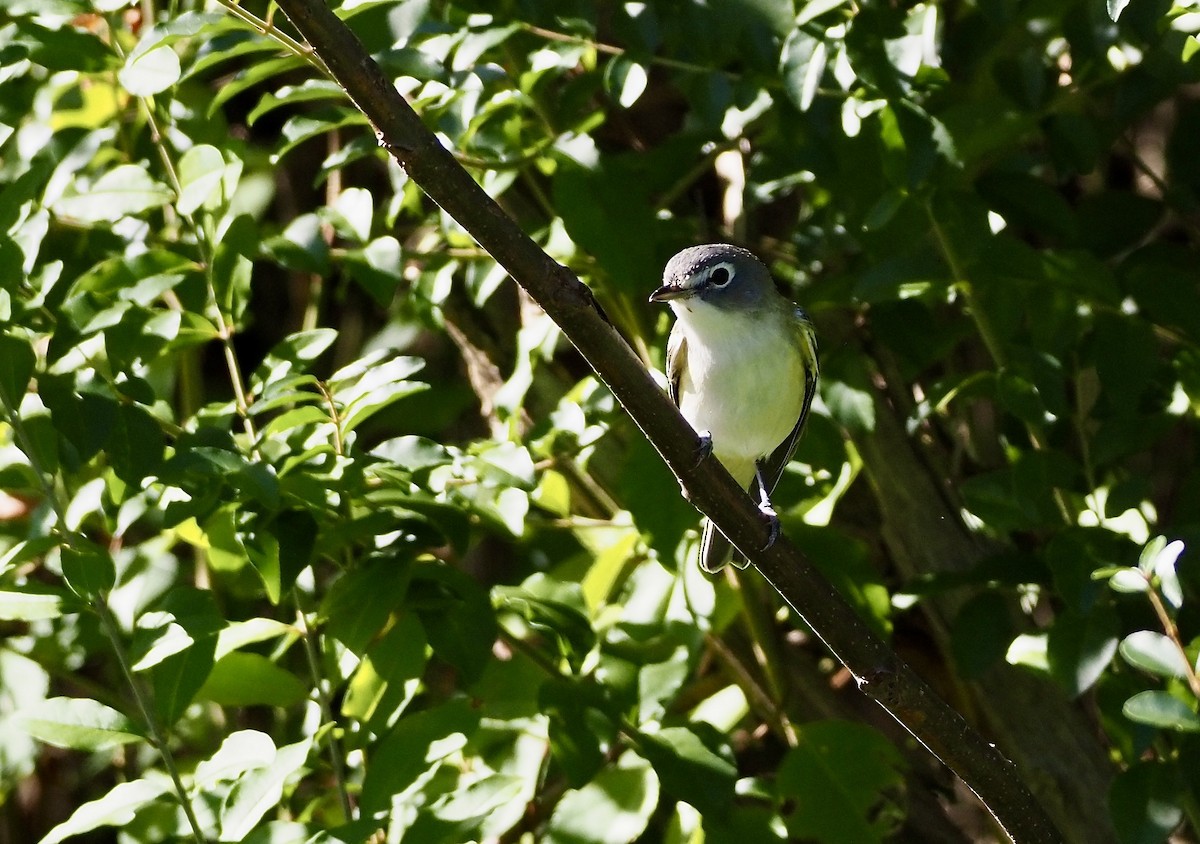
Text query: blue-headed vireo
650 244 819 573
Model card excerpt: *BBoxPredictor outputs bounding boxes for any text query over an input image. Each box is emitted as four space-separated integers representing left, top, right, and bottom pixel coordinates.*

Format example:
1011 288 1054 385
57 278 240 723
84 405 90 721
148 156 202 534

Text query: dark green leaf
777 721 905 842
360 698 480 814
1047 608 1119 698
146 588 224 724
0 331 36 409
636 725 736 816
342 612 427 729
59 545 115 599
411 564 497 683
1110 763 1184 844
542 677 610 787
199 652 308 708
108 404 166 485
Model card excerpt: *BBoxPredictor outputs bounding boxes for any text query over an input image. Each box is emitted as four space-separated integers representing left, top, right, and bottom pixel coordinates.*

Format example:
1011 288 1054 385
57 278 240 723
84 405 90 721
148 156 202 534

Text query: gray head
648 244 775 311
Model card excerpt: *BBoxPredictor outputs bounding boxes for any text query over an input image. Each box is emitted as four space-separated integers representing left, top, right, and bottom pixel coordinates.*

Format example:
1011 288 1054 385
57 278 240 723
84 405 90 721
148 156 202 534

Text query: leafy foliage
0 0 1198 841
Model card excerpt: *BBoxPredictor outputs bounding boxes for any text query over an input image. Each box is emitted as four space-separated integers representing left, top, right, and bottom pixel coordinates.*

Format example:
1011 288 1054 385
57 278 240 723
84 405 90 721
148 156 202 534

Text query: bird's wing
665 323 686 407
666 326 737 572
756 310 819 496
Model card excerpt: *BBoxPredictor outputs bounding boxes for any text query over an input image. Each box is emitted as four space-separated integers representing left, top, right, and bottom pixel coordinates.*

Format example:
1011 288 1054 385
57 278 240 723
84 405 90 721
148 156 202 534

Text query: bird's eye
709 266 733 287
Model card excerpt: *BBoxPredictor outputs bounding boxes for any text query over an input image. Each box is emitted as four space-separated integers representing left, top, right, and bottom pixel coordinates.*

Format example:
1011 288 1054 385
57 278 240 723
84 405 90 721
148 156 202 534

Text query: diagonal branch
265 2 1064 840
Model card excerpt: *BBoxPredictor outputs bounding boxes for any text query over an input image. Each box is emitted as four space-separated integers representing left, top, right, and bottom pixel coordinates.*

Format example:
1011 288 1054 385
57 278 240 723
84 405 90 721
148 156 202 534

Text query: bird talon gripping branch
693 430 714 468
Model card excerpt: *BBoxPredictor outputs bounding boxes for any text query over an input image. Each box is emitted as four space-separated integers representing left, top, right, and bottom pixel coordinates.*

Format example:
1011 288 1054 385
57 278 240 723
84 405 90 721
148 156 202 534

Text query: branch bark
267 2 1064 840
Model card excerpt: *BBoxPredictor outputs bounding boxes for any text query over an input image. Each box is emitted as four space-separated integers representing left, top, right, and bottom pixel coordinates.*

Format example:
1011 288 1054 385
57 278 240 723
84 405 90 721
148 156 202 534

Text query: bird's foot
679 433 714 502
758 503 781 551
692 431 713 469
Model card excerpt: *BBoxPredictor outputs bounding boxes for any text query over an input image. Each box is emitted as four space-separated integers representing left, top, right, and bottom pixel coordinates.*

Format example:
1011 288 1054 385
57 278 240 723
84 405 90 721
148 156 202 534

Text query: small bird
649 244 818 573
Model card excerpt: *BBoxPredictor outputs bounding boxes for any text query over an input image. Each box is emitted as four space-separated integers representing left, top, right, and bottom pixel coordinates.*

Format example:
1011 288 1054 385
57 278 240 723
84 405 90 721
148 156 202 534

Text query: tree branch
265 2 1064 840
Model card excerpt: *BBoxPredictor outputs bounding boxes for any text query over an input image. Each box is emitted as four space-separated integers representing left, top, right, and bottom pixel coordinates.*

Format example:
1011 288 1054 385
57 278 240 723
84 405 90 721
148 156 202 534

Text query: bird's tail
699 519 750 573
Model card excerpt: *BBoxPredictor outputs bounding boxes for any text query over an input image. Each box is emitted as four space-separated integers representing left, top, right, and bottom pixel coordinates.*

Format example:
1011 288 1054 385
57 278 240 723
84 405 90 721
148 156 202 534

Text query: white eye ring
708 262 735 287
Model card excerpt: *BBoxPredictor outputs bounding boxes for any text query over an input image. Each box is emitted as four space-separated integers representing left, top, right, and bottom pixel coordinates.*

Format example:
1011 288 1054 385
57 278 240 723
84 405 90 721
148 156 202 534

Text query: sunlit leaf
39 780 169 844
21 697 144 751
1119 631 1190 679
51 166 172 224
545 753 659 844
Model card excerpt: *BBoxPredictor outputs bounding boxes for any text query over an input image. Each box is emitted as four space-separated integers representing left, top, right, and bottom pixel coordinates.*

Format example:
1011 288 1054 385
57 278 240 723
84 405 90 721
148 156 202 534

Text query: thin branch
260 3 1065 840
96 598 207 844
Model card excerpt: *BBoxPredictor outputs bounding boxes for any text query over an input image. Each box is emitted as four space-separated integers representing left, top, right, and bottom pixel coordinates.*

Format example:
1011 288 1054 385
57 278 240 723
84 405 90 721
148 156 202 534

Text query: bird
649 244 818 573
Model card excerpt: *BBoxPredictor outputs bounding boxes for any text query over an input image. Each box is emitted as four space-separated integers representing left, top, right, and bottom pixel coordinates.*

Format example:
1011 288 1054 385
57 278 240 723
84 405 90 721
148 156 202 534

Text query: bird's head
648 244 774 313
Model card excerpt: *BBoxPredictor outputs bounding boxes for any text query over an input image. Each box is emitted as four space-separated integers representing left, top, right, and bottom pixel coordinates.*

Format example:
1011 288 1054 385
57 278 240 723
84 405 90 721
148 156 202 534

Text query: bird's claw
692 431 714 469
759 505 780 551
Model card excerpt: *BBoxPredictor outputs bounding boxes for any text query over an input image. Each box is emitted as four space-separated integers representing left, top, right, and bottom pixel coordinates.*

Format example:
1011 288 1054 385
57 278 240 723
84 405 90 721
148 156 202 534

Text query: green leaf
823 380 875 434
780 29 827 112
247 79 347 126
1110 762 1185 844
1122 691 1200 732
542 678 609 787
146 589 223 725
214 618 297 660
21 697 144 751
59 545 116 599
1047 608 1119 698
1140 536 1185 609
777 721 905 842
107 403 166 485
10 20 113 73
119 43 181 96
1119 631 1190 679
1107 0 1130 21
39 779 169 844
176 144 231 215
430 773 527 830
333 355 429 434
1109 568 1149 593
251 328 338 390
495 574 595 662
603 55 647 108
193 729 277 790
207 55 306 116
244 509 317 604
951 591 1015 679
262 213 331 275
342 236 404 303
342 612 427 728
636 726 737 817
199 652 308 708
360 698 480 814
321 557 413 654
0 589 67 621
220 737 312 841
51 166 173 224
544 753 660 844
412 564 498 684
796 0 852 26
327 186 374 243
272 108 370 164
0 331 36 410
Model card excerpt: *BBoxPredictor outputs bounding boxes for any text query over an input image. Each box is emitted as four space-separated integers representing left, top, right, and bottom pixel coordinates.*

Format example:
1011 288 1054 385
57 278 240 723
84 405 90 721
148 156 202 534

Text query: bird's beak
649 283 693 303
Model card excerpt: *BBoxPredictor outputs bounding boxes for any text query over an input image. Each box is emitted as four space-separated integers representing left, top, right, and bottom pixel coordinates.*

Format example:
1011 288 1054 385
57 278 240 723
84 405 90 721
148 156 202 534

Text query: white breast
672 300 807 487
